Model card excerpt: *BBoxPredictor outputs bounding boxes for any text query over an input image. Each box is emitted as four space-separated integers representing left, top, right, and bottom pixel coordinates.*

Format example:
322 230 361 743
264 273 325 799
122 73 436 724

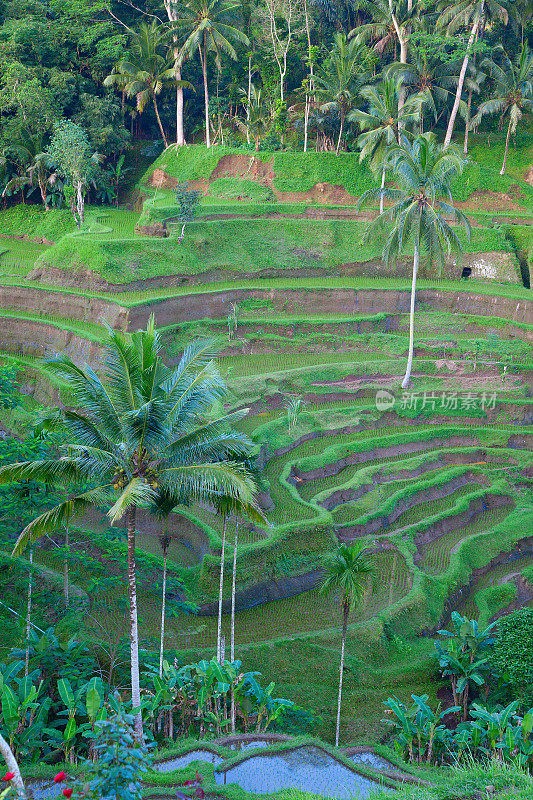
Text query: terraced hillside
0 143 531 742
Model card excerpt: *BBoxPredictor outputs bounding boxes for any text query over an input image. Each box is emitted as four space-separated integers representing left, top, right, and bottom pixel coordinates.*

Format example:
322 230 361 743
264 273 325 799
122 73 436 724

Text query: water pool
155 749 223 772
214 745 392 798
349 752 396 771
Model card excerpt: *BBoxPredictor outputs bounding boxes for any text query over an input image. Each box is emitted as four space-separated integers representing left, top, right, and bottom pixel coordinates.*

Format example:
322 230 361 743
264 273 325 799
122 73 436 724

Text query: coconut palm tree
0 320 260 738
349 80 425 212
351 0 420 63
470 45 533 175
387 49 479 135
358 133 471 388
320 541 374 747
314 33 371 154
234 85 272 150
2 130 52 210
438 0 512 148
176 0 250 148
105 21 191 149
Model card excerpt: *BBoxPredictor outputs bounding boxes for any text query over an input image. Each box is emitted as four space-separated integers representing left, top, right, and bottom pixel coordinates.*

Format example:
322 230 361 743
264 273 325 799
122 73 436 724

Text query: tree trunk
401 236 419 389
500 116 512 175
0 734 27 799
152 94 169 149
216 515 227 662
335 599 349 747
176 67 186 146
230 520 238 663
464 87 473 155
127 505 143 739
336 111 344 156
38 173 49 211
443 7 482 148
398 37 408 112
200 41 211 148
24 549 33 677
63 526 69 607
159 533 171 679
380 164 386 214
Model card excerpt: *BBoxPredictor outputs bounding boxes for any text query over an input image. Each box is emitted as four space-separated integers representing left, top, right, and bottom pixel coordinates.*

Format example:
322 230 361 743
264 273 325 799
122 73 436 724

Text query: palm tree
214 493 265 662
358 133 471 388
314 33 371 154
349 80 425 212
105 21 190 149
0 321 260 737
351 0 419 63
320 542 373 747
2 130 52 210
470 45 533 175
387 49 479 135
438 0 512 148
234 85 272 150
176 0 249 148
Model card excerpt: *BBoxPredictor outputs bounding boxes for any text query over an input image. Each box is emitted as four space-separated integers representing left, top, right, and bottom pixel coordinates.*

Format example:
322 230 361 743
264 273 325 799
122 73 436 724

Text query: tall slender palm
0 321 260 737
470 45 533 175
351 0 419 62
214 493 265 662
105 21 190 149
234 85 272 150
349 80 425 212
387 50 479 134
314 33 370 154
320 542 373 747
176 0 249 148
359 134 471 388
438 0 512 148
2 130 52 210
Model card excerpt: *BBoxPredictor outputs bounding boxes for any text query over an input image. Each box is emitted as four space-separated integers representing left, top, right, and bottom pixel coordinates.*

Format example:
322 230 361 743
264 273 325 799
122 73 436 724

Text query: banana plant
383 695 459 764
0 668 56 760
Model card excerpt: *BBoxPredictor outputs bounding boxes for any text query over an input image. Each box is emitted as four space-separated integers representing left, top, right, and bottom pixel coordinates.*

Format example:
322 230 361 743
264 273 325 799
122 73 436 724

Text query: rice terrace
0 2 532 799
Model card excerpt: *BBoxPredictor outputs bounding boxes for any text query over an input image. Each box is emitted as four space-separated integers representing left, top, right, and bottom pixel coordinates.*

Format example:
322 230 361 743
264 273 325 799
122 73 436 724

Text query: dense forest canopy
0 0 531 208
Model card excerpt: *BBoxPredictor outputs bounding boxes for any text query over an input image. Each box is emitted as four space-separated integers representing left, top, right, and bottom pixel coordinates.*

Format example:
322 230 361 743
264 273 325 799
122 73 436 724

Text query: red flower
54 772 67 783
62 788 73 798
2 773 15 782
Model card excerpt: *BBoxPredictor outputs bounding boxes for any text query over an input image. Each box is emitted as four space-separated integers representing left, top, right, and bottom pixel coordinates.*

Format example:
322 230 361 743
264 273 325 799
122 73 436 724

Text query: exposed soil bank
198 568 324 615
29 250 522 292
0 317 105 364
320 461 489 512
439 537 533 629
291 434 482 486
147 159 531 213
412 495 514 557
4 284 532 331
0 284 128 329
130 287 533 327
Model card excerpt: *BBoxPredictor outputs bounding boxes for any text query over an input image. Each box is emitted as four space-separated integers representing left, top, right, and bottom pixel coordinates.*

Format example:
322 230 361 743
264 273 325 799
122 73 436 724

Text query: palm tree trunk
152 94 169 149
443 6 482 149
402 236 419 389
500 117 512 175
230 519 238 663
127 505 143 739
464 87 473 155
159 532 170 679
335 599 349 747
24 549 33 677
336 111 344 156
38 173 49 211
216 515 227 662
63 526 69 606
176 67 186 146
0 733 27 799
380 165 386 215
200 41 211 148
